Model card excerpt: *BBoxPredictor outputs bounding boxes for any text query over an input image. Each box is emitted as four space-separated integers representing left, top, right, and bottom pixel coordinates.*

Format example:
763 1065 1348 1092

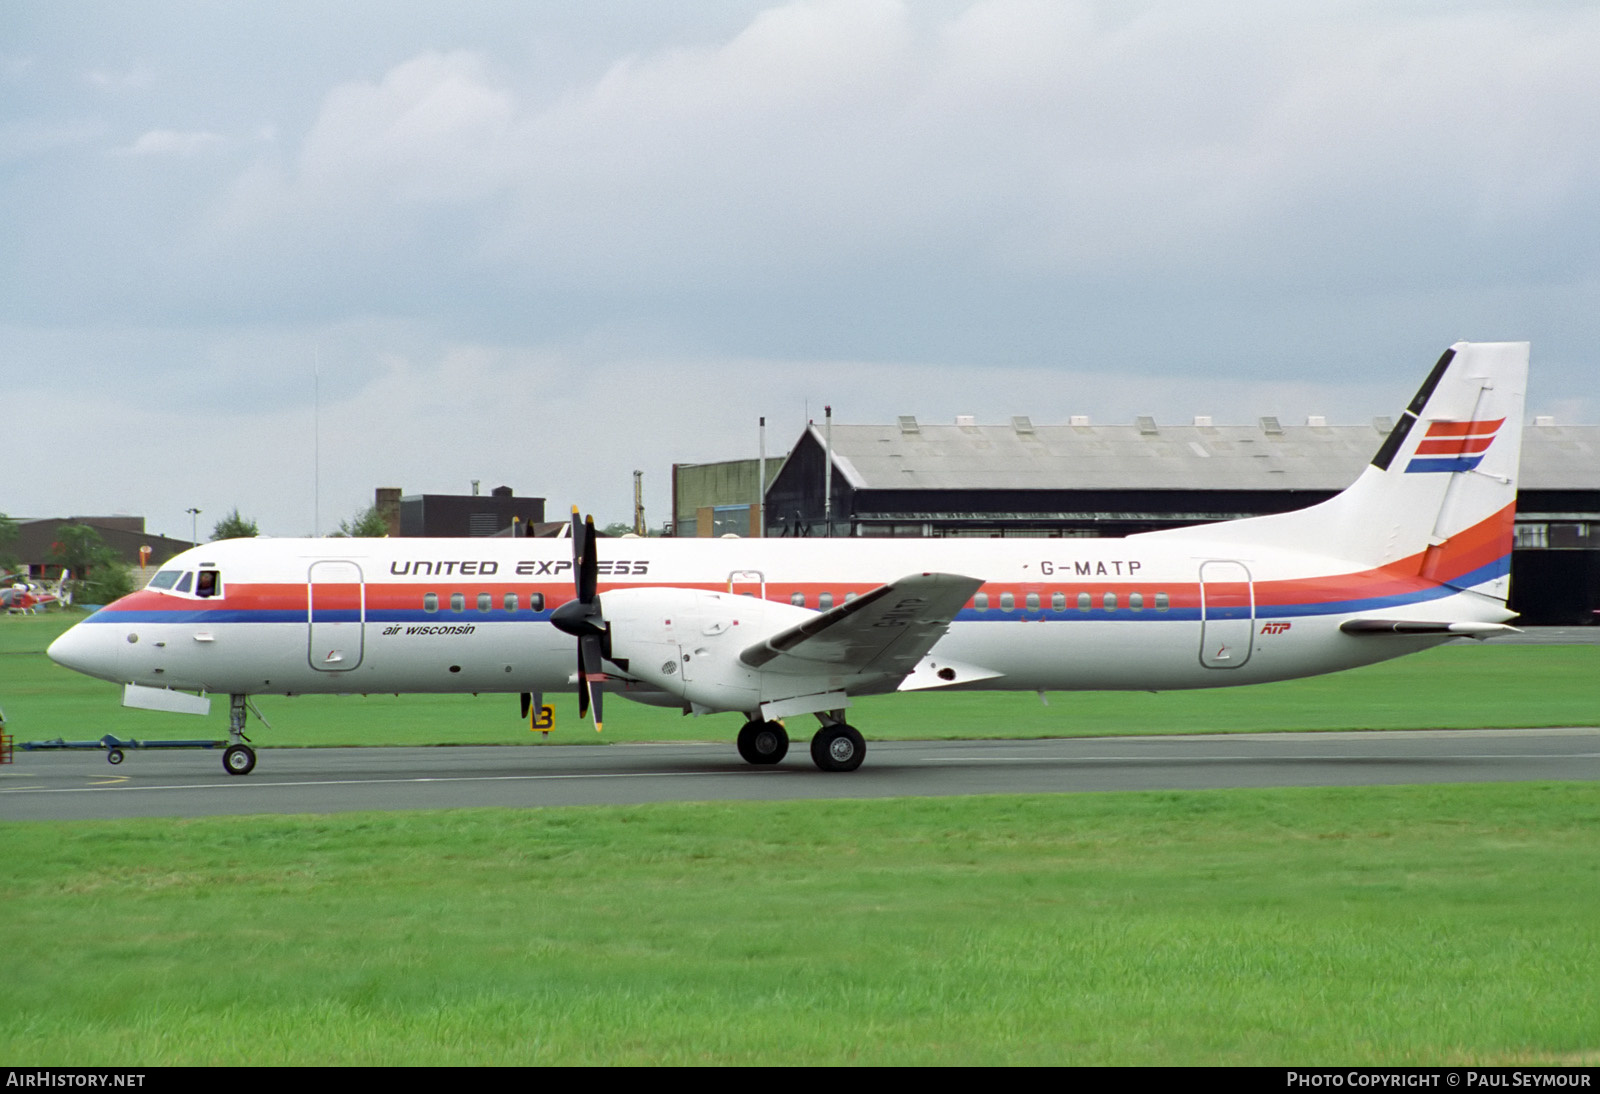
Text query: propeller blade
520 692 531 720
581 632 605 732
552 507 609 732
577 514 597 605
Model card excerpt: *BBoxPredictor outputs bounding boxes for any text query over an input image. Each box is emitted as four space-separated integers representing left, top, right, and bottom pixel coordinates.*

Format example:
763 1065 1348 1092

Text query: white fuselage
47 530 1506 714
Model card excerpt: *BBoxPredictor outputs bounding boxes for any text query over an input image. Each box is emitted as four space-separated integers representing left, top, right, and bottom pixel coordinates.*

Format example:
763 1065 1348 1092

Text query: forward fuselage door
1199 560 1254 669
309 560 365 672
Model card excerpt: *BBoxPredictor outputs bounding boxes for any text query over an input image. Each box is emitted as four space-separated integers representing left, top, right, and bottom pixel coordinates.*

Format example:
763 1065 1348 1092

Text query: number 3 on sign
530 705 554 732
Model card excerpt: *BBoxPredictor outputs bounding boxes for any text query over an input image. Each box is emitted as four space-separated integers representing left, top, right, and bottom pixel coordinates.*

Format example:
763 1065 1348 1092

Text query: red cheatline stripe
1415 435 1497 455
1424 418 1503 438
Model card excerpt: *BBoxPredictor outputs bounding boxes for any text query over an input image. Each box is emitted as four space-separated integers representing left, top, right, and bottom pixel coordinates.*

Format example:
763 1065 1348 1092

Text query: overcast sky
6 0 1597 539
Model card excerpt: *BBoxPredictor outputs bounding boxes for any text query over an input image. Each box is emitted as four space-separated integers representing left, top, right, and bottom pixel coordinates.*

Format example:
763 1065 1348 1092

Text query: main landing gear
737 719 789 765
223 693 256 776
735 715 866 773
810 721 865 773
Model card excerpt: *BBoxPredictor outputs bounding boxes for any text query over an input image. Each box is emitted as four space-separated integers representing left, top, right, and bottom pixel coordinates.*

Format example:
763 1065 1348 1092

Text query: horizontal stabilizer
1339 620 1520 640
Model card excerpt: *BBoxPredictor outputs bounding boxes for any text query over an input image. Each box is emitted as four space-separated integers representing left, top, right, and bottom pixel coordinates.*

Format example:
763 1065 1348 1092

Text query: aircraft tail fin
1145 341 1528 603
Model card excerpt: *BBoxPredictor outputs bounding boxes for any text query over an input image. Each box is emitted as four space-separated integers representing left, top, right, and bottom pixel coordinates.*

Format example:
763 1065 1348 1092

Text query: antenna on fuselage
313 347 321 537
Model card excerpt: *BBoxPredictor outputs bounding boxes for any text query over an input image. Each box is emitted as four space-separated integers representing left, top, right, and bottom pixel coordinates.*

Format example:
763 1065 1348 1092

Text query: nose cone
47 620 121 683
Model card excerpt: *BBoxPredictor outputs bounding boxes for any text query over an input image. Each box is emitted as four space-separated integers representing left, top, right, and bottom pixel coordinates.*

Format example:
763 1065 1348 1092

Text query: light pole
186 508 201 547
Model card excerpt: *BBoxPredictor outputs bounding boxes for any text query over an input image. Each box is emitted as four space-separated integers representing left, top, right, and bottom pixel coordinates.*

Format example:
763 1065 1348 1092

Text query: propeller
548 508 609 732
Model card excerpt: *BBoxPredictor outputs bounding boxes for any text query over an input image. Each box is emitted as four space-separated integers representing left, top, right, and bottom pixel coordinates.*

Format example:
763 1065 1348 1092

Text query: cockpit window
148 570 181 590
196 570 220 599
175 572 193 594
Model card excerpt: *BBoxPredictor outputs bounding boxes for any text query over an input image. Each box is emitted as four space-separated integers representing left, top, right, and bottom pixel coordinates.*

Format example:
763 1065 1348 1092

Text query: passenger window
450 593 465 612
1000 592 1015 612
844 591 857 603
424 593 438 613
504 592 519 611
1025 592 1040 611
791 591 806 607
819 592 834 610
196 570 221 598
1051 592 1065 611
529 592 545 612
477 592 492 613
974 593 989 611
1156 592 1170 612
175 572 193 594
1129 592 1143 612
1103 592 1117 611
1077 592 1090 611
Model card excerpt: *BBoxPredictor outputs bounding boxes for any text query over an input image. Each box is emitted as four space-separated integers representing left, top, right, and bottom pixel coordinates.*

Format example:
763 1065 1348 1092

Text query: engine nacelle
600 587 876 717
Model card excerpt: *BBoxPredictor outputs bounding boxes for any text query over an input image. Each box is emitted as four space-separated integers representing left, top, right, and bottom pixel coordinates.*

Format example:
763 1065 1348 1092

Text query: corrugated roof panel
817 423 1597 493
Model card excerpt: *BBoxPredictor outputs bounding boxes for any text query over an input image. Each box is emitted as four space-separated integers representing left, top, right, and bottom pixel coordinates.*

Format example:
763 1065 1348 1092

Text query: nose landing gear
223 694 256 776
223 742 256 775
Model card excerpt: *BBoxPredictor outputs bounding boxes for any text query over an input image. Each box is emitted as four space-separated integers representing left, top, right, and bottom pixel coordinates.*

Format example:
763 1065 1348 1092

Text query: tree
330 505 389 538
600 521 667 537
50 523 134 605
0 511 17 572
211 508 260 541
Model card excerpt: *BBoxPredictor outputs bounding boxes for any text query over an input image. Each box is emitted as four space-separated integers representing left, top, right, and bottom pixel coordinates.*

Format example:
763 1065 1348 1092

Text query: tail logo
1404 418 1504 474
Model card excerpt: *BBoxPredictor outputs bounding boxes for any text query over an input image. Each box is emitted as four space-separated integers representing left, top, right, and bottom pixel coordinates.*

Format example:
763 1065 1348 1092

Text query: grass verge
3 783 1597 1065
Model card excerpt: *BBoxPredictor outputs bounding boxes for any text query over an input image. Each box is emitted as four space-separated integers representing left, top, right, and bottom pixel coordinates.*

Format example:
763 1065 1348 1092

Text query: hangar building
757 416 1600 625
11 516 193 578
373 486 553 537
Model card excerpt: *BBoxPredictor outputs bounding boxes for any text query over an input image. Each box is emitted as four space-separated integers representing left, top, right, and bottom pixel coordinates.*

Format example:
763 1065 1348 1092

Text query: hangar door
309 560 365 672
1199 560 1254 669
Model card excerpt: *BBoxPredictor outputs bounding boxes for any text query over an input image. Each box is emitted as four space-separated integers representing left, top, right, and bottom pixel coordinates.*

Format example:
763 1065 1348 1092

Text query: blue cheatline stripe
955 607 1206 622
1405 455 1484 474
1262 556 1509 618
82 608 555 625
81 608 309 624
366 609 554 624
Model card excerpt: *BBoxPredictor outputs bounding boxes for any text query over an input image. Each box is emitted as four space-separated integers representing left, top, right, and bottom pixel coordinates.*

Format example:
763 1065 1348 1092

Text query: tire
737 720 789 765
107 748 124 765
223 744 256 776
810 724 865 772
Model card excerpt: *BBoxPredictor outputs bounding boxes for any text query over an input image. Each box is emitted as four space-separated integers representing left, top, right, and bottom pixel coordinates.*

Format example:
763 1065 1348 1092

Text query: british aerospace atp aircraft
48 342 1528 776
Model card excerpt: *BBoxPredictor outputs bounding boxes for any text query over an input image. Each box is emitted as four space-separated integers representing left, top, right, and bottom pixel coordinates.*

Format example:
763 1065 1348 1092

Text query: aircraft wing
739 572 985 678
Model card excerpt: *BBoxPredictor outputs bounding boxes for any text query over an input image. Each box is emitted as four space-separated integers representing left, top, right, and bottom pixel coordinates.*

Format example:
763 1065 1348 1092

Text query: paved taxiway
3 728 1597 821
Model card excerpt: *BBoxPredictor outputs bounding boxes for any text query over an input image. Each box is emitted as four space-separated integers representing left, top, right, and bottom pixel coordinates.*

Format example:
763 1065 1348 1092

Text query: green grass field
5 611 1597 1065
2 611 1596 748
4 785 1597 1065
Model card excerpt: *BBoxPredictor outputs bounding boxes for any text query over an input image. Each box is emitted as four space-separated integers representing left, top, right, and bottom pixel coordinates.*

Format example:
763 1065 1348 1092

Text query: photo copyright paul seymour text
1288 1074 1591 1088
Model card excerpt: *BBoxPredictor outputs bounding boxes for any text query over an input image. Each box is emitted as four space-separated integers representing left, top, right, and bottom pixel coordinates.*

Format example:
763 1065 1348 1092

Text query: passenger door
1199 560 1254 669
308 560 365 672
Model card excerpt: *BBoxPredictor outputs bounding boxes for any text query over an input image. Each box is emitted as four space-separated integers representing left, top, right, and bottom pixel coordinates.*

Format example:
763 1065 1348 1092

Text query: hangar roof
804 421 1599 493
